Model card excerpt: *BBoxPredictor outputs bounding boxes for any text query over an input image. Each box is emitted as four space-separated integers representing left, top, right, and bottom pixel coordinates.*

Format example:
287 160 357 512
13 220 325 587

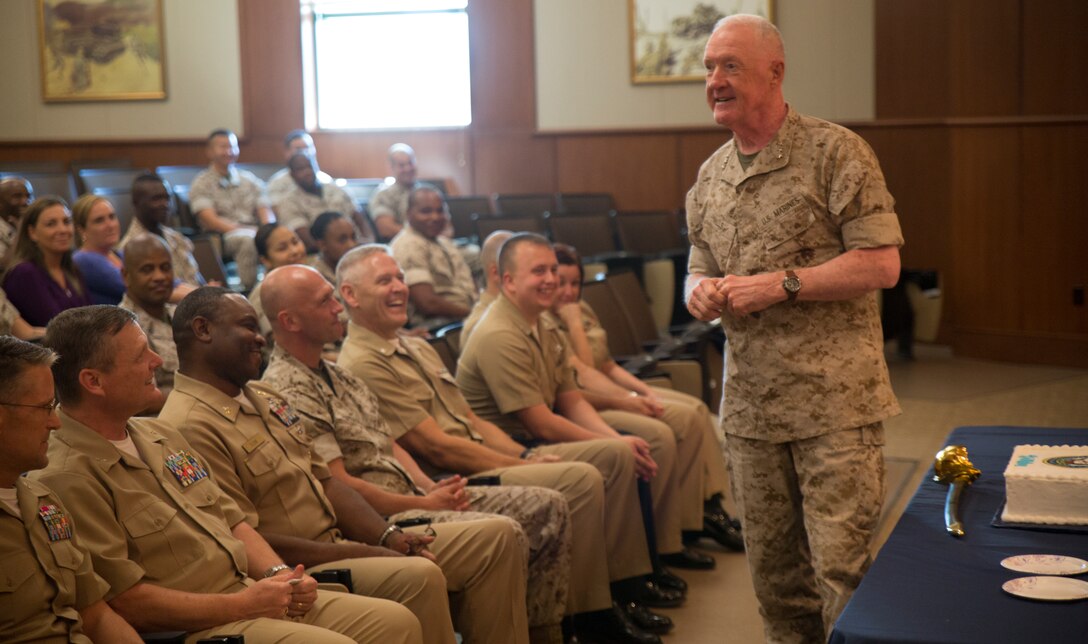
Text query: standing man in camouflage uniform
685 15 903 644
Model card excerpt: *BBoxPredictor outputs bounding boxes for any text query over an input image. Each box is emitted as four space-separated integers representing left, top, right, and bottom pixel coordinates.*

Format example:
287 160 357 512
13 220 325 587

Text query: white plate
1002 576 1088 601
1001 554 1088 576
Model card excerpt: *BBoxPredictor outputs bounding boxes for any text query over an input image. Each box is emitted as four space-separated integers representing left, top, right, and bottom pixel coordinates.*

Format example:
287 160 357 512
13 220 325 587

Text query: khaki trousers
222 228 259 289
186 587 422 644
725 424 885 644
652 386 730 499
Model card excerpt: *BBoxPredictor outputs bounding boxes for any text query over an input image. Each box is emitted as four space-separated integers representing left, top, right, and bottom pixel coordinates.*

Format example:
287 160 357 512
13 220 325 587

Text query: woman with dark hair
248 222 309 339
1 196 91 326
310 210 359 283
550 243 744 551
72 194 125 305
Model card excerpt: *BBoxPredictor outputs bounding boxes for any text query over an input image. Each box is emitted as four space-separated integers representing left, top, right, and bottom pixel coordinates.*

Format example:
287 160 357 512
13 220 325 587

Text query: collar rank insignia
267 395 300 427
38 504 73 542
165 450 209 488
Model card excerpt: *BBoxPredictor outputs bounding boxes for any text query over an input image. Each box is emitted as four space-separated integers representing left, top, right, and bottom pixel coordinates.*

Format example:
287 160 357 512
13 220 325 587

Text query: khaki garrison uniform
188 166 269 288
390 225 478 329
120 219 206 288
35 413 419 644
119 294 179 398
460 289 496 344
160 373 505 644
339 322 616 614
687 107 904 643
456 294 654 578
260 347 556 638
0 478 108 643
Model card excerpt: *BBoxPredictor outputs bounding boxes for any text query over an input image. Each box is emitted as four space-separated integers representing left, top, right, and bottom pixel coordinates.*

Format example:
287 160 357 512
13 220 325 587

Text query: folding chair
473 213 546 241
557 192 614 215
493 193 556 216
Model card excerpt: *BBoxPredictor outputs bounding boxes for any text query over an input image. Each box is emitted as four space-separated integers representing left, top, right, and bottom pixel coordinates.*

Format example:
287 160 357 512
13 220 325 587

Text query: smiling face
406 189 447 240
343 251 409 337
703 19 784 130
553 263 582 312
503 241 558 317
0 364 60 483
288 154 319 191
0 178 33 220
28 204 74 256
390 150 417 186
260 226 307 269
95 322 165 415
207 132 240 170
125 243 174 308
206 294 267 386
79 199 121 250
290 270 345 345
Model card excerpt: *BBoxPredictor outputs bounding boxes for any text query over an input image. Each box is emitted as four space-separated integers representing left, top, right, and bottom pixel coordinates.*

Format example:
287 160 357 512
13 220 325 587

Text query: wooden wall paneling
471 131 557 196
555 134 680 211
237 0 304 143
678 131 731 204
948 0 1021 117
311 130 473 194
875 0 952 119
1021 0 1088 115
1017 124 1088 336
948 126 1022 338
467 0 536 131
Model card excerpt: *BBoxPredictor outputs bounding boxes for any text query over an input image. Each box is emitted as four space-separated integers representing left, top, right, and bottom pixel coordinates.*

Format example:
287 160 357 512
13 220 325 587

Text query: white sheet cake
1002 444 1088 525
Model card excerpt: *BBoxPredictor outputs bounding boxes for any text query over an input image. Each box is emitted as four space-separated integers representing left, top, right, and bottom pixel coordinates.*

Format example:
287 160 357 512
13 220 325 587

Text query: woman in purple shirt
1 196 91 326
72 194 125 305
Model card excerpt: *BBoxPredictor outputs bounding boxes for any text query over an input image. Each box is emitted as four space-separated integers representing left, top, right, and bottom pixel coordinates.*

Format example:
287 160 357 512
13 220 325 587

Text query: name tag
242 435 267 453
38 504 73 542
164 450 209 488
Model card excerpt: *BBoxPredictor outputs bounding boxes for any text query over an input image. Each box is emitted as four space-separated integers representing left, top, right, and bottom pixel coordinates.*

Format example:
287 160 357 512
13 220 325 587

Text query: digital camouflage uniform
119 294 178 398
188 166 269 288
266 167 334 208
0 289 16 335
120 219 206 287
687 107 903 644
0 216 16 269
0 478 108 643
272 181 368 243
368 181 414 230
390 225 478 329
261 345 570 631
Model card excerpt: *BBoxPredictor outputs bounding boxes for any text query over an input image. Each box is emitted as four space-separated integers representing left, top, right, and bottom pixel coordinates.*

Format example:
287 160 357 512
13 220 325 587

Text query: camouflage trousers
724 423 885 644
391 484 572 628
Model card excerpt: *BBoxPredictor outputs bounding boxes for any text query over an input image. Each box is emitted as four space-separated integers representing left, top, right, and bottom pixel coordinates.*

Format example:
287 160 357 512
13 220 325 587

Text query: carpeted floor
656 344 1088 643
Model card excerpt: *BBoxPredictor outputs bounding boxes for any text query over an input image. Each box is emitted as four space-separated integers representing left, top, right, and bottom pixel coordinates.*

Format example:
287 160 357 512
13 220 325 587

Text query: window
301 0 472 130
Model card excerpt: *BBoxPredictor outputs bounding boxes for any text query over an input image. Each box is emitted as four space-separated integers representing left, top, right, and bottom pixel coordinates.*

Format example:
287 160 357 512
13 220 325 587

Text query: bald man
119 234 180 404
461 229 514 343
0 176 32 266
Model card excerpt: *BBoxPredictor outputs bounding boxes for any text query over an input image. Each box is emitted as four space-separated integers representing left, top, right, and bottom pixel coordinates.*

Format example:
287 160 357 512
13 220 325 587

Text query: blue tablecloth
830 426 1088 644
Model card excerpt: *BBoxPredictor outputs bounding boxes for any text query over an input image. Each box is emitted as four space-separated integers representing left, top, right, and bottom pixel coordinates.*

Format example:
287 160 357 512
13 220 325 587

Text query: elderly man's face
390 151 417 185
703 21 781 129
406 190 447 240
0 364 60 478
345 252 409 335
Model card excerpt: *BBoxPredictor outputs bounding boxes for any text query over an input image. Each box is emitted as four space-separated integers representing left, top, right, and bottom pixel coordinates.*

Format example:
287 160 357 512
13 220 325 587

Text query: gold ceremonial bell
933 445 981 537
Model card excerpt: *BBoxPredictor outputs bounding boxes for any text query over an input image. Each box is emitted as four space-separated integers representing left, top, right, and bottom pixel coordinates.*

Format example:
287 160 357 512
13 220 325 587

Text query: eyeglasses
0 398 61 414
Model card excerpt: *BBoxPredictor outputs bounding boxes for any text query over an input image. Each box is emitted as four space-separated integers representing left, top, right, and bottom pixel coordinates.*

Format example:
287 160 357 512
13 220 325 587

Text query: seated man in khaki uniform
461 229 513 343
336 246 679 642
0 336 142 643
161 286 530 644
34 305 422 644
390 185 477 330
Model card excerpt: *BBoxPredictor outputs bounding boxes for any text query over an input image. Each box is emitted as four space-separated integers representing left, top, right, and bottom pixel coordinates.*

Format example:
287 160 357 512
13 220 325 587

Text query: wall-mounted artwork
38 0 166 102
629 0 773 84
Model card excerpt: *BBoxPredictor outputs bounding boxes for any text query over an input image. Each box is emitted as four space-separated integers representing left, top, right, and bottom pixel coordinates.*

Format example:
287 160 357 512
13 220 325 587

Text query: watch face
784 276 801 293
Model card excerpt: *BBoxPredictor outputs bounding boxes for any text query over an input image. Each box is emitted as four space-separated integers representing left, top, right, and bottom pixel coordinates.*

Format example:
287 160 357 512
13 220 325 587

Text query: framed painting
38 0 167 102
629 0 774 84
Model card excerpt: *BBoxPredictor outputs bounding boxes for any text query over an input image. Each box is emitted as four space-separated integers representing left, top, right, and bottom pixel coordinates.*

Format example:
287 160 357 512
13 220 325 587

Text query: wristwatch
782 270 802 302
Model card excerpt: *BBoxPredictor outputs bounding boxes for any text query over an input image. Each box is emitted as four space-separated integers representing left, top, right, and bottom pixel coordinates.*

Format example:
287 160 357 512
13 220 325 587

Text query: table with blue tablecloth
830 426 1088 644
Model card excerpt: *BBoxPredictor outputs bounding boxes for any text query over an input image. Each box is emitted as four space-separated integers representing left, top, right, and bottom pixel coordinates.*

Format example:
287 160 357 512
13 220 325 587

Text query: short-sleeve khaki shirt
686 107 903 442
0 478 107 643
33 414 250 598
188 166 268 228
553 301 611 371
391 226 478 328
456 294 576 444
460 289 496 345
262 343 421 497
159 372 342 544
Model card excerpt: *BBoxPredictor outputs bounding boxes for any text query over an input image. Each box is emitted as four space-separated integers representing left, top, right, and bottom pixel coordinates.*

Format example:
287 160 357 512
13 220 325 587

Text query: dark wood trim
953 328 1088 368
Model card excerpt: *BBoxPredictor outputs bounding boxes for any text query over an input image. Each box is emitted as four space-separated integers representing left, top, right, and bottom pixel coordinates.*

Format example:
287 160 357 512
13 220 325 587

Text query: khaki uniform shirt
554 301 611 371
0 288 16 335
273 181 362 240
120 219 205 287
0 478 107 643
262 343 421 496
686 107 903 442
339 323 483 477
189 166 269 228
460 289 495 345
456 294 576 444
159 372 343 544
266 168 334 206
368 181 413 226
311 254 337 284
33 414 251 599
119 294 179 396
391 226 478 328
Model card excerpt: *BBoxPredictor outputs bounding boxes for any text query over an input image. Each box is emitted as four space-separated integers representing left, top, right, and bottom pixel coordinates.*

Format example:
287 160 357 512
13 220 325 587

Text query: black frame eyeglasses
0 398 61 414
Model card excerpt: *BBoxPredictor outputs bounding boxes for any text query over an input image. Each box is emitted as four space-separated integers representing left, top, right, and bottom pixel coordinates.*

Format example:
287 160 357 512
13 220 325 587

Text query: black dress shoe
660 547 716 570
705 495 743 530
631 579 685 608
622 602 673 635
650 569 687 593
575 603 662 644
703 511 745 551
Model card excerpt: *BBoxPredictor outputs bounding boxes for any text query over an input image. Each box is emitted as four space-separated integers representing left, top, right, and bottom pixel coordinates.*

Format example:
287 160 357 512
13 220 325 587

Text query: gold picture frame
38 0 167 102
629 0 774 84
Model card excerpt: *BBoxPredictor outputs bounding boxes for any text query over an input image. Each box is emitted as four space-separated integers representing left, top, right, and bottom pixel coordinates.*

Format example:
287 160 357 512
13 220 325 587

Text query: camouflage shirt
262 344 421 496
273 180 365 241
686 107 903 442
368 181 413 226
119 294 178 397
188 166 268 228
119 219 205 287
0 288 16 334
391 225 478 328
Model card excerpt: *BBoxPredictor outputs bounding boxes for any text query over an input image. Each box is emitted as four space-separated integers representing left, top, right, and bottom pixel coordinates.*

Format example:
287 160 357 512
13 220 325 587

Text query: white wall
0 0 243 141
534 0 875 131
